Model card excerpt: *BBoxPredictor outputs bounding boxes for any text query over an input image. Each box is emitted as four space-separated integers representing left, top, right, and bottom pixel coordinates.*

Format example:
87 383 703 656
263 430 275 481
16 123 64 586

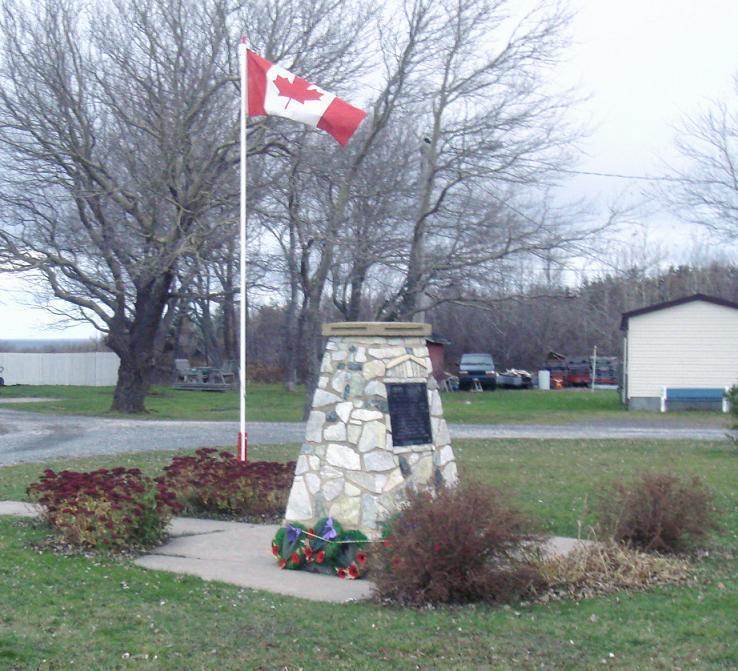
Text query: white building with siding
621 294 738 411
0 351 119 386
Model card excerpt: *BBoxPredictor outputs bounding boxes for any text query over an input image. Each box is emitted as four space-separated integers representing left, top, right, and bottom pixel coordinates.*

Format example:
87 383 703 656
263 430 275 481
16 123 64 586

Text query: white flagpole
238 37 248 462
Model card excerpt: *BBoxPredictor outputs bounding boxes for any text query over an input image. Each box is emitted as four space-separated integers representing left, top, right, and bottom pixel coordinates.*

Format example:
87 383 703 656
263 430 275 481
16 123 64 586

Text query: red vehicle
566 358 591 387
545 352 619 389
593 357 618 386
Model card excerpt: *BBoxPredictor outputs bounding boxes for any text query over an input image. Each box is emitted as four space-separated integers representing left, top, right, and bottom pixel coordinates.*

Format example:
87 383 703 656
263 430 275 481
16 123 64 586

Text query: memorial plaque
386 382 433 447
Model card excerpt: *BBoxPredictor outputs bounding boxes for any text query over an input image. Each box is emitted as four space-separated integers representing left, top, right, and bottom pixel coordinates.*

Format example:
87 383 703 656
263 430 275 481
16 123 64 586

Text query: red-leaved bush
372 482 542 606
156 448 294 521
28 467 180 551
597 472 719 554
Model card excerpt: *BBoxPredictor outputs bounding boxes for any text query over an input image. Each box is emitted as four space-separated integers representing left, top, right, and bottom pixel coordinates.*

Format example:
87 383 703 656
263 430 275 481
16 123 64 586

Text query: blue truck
458 353 497 391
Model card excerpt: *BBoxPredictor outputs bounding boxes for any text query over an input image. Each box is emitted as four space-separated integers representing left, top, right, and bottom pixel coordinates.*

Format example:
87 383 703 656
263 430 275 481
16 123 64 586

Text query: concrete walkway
1 501 591 603
136 518 374 602
0 500 39 516
0 500 370 602
0 406 731 467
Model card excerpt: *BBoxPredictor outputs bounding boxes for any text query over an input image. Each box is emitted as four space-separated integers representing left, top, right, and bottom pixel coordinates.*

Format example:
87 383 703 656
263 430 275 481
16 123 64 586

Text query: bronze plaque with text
386 382 433 447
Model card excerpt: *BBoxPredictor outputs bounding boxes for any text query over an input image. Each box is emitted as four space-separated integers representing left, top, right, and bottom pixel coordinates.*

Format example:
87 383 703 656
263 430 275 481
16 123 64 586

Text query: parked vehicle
593 356 618 386
566 358 591 387
458 353 497 390
497 369 533 389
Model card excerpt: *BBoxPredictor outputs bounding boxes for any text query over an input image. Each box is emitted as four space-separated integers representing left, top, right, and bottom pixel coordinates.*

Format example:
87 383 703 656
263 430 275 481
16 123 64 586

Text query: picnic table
173 362 235 392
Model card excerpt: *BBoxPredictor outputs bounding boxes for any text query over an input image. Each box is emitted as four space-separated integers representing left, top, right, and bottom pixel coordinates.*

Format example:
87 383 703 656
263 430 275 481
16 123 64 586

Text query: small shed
620 294 738 410
425 336 449 383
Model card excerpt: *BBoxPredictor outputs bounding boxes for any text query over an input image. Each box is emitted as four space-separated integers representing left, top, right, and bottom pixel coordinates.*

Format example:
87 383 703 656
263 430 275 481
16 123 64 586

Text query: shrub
597 472 719 553
157 448 294 521
271 517 369 579
28 467 180 551
372 482 542 606
726 384 738 426
245 363 284 383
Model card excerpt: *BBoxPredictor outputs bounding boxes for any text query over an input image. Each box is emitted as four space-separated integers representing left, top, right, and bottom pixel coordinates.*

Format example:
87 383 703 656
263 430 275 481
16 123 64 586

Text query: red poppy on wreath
291 552 300 564
337 568 347 579
272 544 279 557
308 528 315 535
433 542 442 553
304 546 313 560
383 539 391 548
278 559 287 569
348 563 360 579
355 551 367 564
316 550 325 564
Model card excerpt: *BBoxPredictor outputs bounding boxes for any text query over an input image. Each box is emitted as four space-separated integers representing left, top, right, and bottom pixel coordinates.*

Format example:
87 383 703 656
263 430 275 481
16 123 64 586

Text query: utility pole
591 344 597 393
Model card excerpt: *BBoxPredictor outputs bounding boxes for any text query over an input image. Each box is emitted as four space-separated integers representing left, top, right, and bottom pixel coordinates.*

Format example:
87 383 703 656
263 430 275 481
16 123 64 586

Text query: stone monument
283 322 458 538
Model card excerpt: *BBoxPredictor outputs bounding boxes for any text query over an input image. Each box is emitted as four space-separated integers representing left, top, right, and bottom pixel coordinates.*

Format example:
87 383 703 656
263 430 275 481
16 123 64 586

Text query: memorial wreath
271 517 370 579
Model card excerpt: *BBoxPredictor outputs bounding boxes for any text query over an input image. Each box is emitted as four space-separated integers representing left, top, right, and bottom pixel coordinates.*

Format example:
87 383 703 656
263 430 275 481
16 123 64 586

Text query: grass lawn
0 384 303 423
0 384 729 426
1 438 736 669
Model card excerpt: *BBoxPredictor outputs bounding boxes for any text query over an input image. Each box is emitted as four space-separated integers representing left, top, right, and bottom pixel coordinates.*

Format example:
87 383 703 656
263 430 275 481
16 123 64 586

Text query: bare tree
257 0 443 404
329 120 418 321
0 0 374 412
0 0 243 411
661 74 738 241
291 0 600 328
372 0 589 321
252 0 595 409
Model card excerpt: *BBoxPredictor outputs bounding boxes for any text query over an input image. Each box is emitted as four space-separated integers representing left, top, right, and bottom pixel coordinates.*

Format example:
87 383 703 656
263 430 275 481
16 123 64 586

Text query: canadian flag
247 50 367 146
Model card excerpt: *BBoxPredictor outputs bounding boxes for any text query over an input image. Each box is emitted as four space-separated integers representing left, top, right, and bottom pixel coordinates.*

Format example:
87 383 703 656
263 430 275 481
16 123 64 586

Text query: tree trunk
222 246 238 365
198 298 222 366
346 262 367 321
108 272 174 413
284 295 300 391
283 187 302 391
111 353 151 413
301 300 323 420
397 111 440 321
283 231 301 390
154 294 180 359
240 278 249 382
222 294 237 363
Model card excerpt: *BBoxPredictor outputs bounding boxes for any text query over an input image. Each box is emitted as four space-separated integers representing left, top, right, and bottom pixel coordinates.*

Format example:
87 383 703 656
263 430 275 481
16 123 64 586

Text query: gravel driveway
0 407 731 466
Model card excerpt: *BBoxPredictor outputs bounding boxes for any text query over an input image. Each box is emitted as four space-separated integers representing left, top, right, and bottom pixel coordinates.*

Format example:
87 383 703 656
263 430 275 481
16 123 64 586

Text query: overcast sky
561 0 738 270
1 0 737 340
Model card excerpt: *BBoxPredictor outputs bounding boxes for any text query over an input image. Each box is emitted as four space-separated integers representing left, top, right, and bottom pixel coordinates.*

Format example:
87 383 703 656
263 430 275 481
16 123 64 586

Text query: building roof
620 293 738 330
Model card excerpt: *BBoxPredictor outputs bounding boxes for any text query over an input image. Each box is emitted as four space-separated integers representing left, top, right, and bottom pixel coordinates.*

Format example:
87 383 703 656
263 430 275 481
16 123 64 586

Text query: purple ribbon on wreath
287 525 302 544
322 516 338 540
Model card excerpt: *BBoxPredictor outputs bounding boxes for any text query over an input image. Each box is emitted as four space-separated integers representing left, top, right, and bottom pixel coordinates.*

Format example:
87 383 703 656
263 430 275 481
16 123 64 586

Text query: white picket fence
0 352 119 386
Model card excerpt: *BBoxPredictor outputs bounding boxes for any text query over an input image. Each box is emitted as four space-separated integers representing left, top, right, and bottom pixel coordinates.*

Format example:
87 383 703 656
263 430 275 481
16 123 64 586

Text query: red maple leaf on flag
273 75 323 108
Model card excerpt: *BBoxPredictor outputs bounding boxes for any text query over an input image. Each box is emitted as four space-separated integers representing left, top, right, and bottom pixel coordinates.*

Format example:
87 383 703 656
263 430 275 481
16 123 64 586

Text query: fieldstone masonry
284 322 458 538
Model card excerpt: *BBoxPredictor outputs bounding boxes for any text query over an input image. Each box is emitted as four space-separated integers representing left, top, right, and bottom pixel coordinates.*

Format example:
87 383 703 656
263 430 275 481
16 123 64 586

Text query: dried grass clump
533 541 693 602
